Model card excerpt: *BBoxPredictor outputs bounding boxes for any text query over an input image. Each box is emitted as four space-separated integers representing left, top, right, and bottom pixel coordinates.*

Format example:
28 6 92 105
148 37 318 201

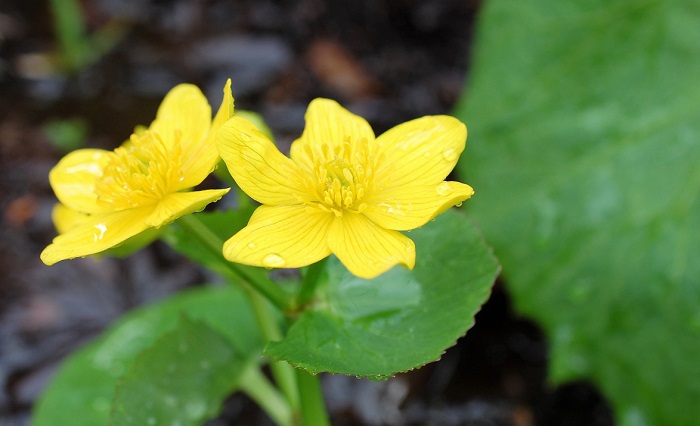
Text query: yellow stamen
95 130 183 210
298 138 379 216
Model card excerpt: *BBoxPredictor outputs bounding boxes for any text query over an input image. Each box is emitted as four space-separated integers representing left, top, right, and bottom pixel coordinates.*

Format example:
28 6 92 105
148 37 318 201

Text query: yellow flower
216 98 473 279
40 81 234 265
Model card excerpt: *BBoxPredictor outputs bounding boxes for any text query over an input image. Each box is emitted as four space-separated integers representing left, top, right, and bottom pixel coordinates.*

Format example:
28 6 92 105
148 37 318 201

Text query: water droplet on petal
247 242 256 249
442 148 457 161
435 182 454 196
93 223 108 242
240 133 252 141
262 253 286 267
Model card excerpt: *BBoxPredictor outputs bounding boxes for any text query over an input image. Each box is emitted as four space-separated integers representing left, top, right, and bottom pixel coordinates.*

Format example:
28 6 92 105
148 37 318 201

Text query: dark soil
0 1 614 425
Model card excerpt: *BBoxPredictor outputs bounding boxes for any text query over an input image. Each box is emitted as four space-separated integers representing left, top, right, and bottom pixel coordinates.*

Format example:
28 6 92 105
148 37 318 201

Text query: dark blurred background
0 1 613 424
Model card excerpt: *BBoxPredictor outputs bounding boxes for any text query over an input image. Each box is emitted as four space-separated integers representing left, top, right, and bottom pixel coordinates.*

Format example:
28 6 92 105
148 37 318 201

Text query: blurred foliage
111 317 251 426
50 0 127 72
43 117 88 152
33 285 263 426
454 0 700 424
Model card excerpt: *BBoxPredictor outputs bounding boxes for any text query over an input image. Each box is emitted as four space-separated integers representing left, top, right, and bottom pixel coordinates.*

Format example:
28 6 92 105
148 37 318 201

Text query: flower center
300 139 375 217
95 130 183 210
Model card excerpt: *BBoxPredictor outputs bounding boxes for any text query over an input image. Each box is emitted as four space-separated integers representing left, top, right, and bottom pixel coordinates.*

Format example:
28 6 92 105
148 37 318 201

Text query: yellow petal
149 84 214 188
363 182 474 231
217 116 305 205
328 212 415 279
40 207 153 265
374 116 467 188
52 203 91 234
290 98 375 171
145 188 230 227
223 205 333 268
209 79 235 140
49 148 114 215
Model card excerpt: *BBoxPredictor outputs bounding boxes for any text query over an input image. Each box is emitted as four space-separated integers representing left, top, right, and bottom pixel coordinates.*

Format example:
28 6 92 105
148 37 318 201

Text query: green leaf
33 285 262 426
265 210 499 378
110 316 249 426
453 0 700 424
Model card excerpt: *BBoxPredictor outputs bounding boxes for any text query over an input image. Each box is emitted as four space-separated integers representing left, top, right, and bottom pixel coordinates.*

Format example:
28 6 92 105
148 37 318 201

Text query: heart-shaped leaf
110 316 250 425
33 285 262 426
265 210 500 378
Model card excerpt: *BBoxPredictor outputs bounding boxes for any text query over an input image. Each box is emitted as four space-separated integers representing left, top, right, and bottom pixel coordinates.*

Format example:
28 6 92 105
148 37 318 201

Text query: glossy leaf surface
33 286 262 426
110 317 249 425
453 0 700 424
265 210 500 378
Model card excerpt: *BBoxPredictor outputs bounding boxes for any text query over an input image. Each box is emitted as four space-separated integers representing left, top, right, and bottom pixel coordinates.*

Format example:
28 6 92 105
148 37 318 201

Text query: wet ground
0 1 614 424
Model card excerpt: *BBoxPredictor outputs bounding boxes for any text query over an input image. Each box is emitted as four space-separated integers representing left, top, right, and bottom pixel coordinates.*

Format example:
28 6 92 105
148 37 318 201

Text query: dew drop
442 148 457 161
163 395 178 407
240 133 252 141
91 397 110 412
247 242 257 249
93 223 108 242
185 400 207 419
147 417 156 425
262 253 286 267
435 182 454 196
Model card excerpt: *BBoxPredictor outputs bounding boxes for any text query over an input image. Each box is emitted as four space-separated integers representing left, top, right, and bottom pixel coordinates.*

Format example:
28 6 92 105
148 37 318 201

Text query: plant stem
239 365 293 426
247 290 300 411
295 257 327 311
176 214 291 312
175 214 300 414
297 369 330 426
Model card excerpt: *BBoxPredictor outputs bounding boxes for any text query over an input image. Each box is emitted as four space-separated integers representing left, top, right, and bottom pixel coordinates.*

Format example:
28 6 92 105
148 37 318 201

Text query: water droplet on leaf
262 253 286 267
185 400 207 419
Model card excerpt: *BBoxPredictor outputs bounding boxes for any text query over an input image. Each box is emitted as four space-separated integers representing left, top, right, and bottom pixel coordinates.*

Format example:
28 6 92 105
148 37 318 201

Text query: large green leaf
33 285 263 426
454 0 700 424
110 317 249 426
265 210 500 378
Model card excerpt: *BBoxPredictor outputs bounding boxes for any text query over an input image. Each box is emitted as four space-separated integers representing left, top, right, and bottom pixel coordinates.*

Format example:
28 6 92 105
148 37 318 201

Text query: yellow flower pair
41 81 473 279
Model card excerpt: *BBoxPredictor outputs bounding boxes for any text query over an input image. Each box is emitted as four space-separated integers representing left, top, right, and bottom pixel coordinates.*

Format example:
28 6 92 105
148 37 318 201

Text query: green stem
295 257 328 311
247 290 300 411
175 214 300 414
176 214 291 312
297 369 330 426
239 365 293 426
